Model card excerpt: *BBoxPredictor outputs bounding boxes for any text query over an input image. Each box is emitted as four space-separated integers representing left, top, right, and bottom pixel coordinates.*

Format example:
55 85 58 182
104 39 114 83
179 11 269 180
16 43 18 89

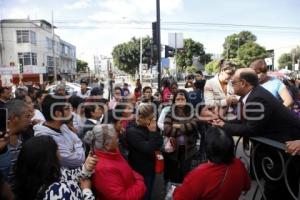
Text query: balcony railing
235 136 300 200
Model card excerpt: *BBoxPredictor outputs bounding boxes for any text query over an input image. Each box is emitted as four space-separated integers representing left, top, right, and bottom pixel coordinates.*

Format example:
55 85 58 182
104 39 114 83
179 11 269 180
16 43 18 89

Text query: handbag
163 137 175 153
155 151 164 173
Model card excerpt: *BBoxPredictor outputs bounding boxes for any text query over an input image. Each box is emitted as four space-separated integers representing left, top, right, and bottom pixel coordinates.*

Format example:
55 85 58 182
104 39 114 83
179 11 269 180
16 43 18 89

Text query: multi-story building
0 18 76 85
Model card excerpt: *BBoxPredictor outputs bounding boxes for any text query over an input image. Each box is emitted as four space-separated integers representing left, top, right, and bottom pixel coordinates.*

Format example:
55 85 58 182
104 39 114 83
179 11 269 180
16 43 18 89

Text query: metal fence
235 136 300 200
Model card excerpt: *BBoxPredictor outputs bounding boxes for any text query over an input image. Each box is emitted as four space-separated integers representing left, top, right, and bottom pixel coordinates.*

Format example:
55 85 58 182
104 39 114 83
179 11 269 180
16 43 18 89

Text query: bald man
250 59 293 107
212 68 300 200
212 68 300 142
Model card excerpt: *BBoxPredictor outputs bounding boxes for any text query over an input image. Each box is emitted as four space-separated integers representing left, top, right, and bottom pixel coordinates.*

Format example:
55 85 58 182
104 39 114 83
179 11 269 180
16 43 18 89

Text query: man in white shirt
77 79 90 99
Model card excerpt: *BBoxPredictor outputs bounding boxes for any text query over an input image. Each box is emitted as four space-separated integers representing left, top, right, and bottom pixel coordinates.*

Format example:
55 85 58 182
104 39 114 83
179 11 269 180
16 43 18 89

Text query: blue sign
161 58 170 69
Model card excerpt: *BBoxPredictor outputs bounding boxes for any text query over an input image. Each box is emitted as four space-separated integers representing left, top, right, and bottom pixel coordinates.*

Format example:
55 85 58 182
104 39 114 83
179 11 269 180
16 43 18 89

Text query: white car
46 82 90 96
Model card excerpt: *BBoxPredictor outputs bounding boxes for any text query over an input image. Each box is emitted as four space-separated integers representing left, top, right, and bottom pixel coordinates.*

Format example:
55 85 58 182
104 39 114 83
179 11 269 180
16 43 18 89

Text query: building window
46 37 52 49
16 30 36 44
64 46 68 55
17 30 29 43
31 53 37 65
47 56 54 67
30 31 36 44
18 52 37 66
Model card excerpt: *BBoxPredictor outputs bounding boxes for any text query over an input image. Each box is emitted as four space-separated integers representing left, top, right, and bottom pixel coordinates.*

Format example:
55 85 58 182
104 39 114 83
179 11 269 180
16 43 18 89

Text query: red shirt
173 158 251 200
92 149 146 200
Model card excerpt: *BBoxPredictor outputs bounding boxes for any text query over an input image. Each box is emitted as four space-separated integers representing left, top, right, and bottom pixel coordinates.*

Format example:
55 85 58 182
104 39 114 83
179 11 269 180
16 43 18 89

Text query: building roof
0 19 57 29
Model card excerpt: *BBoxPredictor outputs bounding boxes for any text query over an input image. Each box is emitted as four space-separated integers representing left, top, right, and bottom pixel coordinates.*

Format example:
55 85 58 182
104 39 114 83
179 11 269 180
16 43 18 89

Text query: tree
76 59 88 73
176 38 209 72
236 42 267 67
185 65 199 74
205 60 220 75
222 31 257 59
112 36 152 76
278 53 293 69
278 46 300 69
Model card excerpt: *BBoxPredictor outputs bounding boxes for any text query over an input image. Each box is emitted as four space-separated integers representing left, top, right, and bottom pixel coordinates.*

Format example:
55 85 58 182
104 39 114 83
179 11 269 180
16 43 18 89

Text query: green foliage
205 60 220 75
278 46 300 69
236 42 267 67
176 38 210 71
278 53 292 69
112 36 152 76
185 65 199 74
76 59 88 72
222 31 257 59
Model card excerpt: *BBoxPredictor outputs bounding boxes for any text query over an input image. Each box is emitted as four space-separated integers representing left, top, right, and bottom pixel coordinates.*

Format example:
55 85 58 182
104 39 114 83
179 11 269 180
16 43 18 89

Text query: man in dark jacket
212 68 300 142
212 68 300 200
0 87 12 108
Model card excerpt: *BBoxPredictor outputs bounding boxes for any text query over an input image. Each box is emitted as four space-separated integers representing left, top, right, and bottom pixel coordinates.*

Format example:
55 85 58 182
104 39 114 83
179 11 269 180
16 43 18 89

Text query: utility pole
236 37 240 57
174 32 177 81
227 43 229 59
51 10 57 83
156 0 161 93
139 37 143 83
292 52 295 71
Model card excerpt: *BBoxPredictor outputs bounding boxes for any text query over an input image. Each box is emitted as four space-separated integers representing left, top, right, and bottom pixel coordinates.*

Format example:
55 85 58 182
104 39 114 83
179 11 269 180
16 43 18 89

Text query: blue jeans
0 149 12 181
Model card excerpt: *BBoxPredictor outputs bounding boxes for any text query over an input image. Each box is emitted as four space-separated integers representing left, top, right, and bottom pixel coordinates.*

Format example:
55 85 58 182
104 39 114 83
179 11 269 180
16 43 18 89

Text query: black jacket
81 119 97 139
126 124 163 177
223 85 300 142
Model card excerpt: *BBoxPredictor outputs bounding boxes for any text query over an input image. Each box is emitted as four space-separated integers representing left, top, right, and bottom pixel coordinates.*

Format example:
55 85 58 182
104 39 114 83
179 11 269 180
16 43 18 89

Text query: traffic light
145 47 151 57
19 64 23 74
152 22 157 45
165 45 175 58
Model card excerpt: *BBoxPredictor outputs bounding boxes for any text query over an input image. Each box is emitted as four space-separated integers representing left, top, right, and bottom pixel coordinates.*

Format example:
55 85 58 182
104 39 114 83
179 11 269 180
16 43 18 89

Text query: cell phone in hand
90 134 96 155
0 108 8 138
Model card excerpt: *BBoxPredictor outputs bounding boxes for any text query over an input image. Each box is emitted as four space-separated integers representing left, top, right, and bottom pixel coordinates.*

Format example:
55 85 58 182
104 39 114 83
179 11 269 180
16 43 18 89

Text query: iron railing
235 136 300 200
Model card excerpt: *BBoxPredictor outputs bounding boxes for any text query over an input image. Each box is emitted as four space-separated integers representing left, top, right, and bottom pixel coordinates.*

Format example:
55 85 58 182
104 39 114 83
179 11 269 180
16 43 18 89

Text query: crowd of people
1 58 300 200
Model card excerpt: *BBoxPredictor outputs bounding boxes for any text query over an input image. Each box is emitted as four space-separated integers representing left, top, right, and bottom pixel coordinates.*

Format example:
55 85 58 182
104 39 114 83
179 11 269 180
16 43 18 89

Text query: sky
1 0 300 69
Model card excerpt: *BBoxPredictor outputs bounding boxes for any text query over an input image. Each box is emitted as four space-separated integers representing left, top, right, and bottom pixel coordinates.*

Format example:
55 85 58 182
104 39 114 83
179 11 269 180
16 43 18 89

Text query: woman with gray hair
84 124 146 200
126 103 163 200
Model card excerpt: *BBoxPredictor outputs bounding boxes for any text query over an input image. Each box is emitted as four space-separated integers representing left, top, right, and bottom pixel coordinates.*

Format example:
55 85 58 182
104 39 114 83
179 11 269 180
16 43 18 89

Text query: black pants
143 173 155 200
164 146 192 184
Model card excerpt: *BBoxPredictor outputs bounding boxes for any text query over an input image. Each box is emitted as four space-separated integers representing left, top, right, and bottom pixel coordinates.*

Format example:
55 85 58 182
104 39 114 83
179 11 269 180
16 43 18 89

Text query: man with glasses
33 95 85 169
212 68 300 200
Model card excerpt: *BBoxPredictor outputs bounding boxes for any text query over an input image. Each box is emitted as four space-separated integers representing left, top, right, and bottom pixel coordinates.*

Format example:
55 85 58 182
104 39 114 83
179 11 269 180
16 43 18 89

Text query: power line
52 19 300 30
2 26 300 35
2 19 300 31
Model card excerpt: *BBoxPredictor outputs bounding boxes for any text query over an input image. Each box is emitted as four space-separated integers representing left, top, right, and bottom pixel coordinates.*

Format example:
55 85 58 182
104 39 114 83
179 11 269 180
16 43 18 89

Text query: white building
0 19 76 85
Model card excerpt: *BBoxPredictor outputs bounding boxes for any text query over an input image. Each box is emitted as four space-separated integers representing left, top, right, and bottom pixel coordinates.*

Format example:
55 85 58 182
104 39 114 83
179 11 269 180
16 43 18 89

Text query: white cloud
2 6 47 19
64 0 91 10
95 0 183 21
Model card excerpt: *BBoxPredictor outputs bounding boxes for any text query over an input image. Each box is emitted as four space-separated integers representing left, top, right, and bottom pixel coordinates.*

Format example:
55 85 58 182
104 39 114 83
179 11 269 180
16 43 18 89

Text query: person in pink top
173 127 251 200
162 78 172 103
84 124 146 200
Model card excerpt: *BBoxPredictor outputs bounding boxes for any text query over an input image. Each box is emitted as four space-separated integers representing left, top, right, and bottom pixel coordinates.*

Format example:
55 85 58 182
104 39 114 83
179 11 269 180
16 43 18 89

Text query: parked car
46 82 91 96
